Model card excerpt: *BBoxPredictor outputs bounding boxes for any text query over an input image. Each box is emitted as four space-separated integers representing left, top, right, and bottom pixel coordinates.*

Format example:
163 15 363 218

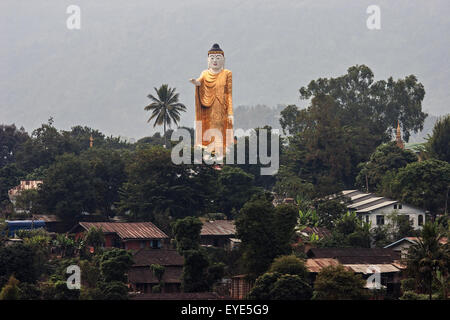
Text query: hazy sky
1 0 449 139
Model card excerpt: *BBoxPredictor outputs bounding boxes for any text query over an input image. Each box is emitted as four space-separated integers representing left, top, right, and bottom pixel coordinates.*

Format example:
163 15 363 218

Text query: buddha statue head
207 43 225 73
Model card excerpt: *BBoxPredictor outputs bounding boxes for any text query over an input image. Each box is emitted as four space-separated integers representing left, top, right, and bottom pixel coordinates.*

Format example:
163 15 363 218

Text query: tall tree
15 119 78 172
356 142 418 193
81 148 127 219
0 164 25 203
297 65 427 142
235 194 297 278
0 124 30 168
216 166 262 218
36 153 95 224
278 65 427 196
426 114 450 162
279 95 358 195
172 217 203 254
144 84 187 148
386 159 450 215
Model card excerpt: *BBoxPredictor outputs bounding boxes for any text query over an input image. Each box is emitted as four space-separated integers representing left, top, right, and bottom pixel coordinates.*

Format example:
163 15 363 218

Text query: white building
8 180 43 207
337 190 425 230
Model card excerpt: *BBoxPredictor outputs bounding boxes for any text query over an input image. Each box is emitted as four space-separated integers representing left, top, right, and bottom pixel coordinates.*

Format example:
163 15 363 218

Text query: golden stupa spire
396 120 404 149
89 135 94 148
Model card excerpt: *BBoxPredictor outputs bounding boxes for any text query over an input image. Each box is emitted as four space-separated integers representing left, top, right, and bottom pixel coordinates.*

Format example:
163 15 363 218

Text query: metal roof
201 220 236 236
347 197 383 209
307 248 400 264
129 266 183 284
384 237 418 248
341 190 359 196
384 236 447 248
344 264 401 274
79 222 168 240
305 258 341 273
349 193 372 201
132 249 184 267
356 200 398 213
335 189 423 214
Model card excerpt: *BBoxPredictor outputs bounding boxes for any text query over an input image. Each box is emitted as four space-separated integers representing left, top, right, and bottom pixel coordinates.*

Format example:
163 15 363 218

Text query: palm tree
144 84 187 148
406 222 449 299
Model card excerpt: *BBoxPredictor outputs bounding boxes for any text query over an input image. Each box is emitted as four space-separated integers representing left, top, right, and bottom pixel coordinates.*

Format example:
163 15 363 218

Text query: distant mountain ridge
234 104 440 143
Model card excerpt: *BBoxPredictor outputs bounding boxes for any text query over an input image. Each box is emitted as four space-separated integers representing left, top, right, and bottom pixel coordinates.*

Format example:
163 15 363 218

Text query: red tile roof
201 220 235 236
78 222 168 240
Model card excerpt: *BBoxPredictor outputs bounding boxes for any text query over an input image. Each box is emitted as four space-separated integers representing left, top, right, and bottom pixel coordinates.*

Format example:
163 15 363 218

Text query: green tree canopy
0 163 25 203
117 146 217 221
0 275 21 300
312 265 368 300
386 159 450 214
99 249 134 283
426 114 450 162
0 124 29 168
321 211 371 248
236 195 297 278
0 243 38 286
216 166 262 218
297 65 426 142
279 95 355 196
268 255 308 279
248 271 312 300
85 226 106 252
181 249 209 293
356 142 418 193
279 65 427 196
36 153 95 224
81 148 127 219
269 274 312 300
172 216 202 254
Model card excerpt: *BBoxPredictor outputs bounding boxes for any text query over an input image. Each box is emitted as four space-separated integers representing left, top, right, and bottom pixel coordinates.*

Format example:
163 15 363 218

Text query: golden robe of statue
195 69 233 152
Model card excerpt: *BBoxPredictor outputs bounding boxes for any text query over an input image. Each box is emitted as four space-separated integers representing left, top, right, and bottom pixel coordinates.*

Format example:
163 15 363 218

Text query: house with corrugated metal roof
306 247 405 296
200 220 237 249
336 190 426 230
384 236 448 259
128 248 184 294
71 222 169 251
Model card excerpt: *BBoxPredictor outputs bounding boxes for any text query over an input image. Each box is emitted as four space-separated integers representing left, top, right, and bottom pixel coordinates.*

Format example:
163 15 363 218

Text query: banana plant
295 195 319 233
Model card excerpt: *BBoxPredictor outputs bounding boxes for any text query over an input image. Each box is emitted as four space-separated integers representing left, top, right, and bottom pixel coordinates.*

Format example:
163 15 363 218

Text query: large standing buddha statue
189 44 233 156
